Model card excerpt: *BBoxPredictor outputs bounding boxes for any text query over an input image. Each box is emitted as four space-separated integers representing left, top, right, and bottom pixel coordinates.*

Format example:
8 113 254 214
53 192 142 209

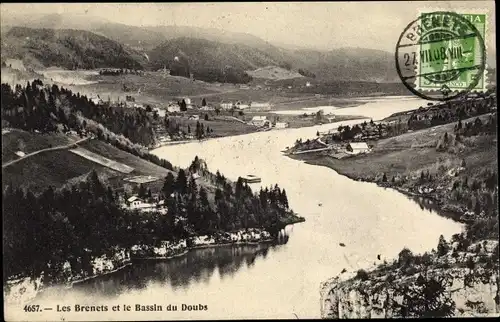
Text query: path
2 136 91 168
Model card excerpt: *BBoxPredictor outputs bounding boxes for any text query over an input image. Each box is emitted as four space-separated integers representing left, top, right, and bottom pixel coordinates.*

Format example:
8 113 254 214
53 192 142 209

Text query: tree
162 172 175 197
398 247 414 267
176 169 188 195
382 173 388 182
138 184 147 198
180 99 187 111
315 109 324 123
204 114 209 121
437 235 449 257
396 274 456 318
202 98 207 107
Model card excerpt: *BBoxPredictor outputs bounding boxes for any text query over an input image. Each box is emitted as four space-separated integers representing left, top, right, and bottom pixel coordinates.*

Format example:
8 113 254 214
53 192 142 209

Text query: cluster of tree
160 166 292 236
298 68 316 78
1 80 156 147
1 81 174 172
3 171 134 282
193 67 253 84
408 95 496 131
454 114 497 137
163 117 213 140
99 69 143 76
3 158 296 282
332 120 385 142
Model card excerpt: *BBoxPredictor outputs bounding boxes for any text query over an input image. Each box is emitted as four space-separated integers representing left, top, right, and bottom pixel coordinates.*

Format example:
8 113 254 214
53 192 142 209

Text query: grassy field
291 114 497 184
69 148 135 174
1 129 78 163
2 149 117 193
80 139 171 177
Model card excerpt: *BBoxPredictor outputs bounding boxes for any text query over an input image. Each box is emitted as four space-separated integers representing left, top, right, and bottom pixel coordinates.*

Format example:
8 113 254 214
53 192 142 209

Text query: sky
1 2 496 52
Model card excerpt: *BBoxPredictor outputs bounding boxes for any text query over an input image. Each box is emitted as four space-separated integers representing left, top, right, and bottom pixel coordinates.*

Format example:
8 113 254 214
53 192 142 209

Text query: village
286 91 497 160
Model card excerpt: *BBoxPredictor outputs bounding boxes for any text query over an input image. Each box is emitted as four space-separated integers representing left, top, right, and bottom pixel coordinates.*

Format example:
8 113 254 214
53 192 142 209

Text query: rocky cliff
320 240 499 318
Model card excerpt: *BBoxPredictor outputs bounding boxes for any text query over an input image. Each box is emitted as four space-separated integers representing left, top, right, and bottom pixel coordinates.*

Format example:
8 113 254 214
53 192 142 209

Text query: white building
346 142 370 155
15 151 26 157
274 122 289 129
126 196 150 209
248 102 272 111
125 196 168 213
236 102 250 109
220 102 234 110
249 116 270 127
189 115 200 120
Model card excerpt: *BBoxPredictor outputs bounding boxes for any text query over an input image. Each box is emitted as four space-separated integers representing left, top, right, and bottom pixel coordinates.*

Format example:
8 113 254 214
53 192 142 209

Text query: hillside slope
1 27 146 70
149 37 292 72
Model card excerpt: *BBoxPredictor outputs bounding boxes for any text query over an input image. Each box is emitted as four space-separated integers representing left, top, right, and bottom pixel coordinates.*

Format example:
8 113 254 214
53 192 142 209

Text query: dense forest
0 80 177 173
1 80 156 146
3 157 297 282
2 27 145 70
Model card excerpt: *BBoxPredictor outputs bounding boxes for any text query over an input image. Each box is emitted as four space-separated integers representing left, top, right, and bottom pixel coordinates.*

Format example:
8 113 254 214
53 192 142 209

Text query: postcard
1 2 498 320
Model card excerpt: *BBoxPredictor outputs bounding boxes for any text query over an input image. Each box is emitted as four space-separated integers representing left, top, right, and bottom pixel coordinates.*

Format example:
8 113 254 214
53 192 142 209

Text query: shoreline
290 154 469 224
150 115 367 150
8 223 302 305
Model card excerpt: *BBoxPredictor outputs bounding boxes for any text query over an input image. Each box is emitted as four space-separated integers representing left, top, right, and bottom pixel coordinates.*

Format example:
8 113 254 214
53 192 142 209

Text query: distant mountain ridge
0 13 456 82
1 26 147 70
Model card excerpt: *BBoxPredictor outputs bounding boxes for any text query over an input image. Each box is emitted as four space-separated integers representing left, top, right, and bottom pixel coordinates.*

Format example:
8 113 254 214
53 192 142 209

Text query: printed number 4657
24 305 40 312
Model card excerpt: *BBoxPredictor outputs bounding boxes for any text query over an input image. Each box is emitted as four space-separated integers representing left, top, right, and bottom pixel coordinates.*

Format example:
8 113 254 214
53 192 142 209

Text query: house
236 102 250 109
125 195 167 213
192 173 201 180
15 151 26 158
189 115 200 121
248 102 272 111
275 122 289 129
249 116 270 127
220 102 234 110
326 115 336 122
126 196 149 209
239 85 250 90
346 142 370 155
306 82 312 87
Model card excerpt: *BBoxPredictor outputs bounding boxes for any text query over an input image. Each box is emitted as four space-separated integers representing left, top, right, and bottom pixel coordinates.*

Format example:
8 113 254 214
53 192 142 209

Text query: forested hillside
1 27 146 70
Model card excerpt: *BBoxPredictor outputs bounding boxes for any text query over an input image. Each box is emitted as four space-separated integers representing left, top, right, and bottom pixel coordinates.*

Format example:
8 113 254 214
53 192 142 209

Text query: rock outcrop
320 240 500 318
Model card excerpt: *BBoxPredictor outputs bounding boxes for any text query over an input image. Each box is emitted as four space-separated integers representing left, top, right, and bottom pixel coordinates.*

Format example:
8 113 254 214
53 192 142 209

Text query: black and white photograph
1 2 498 320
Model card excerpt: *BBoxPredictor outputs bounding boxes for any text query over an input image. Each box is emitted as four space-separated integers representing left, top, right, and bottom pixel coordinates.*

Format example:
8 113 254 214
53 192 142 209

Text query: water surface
17 97 463 321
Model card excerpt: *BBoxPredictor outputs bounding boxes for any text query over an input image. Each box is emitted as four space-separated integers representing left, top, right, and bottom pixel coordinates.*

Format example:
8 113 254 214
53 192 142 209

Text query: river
23 96 463 320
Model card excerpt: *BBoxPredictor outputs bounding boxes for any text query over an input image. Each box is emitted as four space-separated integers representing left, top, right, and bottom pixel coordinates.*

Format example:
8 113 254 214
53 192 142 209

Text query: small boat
318 202 323 207
339 243 346 247
241 175 261 184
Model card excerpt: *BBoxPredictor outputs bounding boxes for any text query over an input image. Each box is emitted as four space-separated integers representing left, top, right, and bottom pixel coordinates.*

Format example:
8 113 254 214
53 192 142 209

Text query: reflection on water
68 233 290 299
15 97 464 320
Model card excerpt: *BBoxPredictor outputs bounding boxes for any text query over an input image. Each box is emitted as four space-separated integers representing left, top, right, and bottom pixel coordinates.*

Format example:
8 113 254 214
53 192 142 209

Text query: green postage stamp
396 11 488 100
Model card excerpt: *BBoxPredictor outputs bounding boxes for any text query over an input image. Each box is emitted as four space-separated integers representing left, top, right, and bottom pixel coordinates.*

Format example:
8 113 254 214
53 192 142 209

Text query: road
2 136 91 168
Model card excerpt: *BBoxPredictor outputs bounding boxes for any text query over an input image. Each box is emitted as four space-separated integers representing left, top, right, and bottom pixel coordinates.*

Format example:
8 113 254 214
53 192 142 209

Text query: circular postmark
395 11 486 101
